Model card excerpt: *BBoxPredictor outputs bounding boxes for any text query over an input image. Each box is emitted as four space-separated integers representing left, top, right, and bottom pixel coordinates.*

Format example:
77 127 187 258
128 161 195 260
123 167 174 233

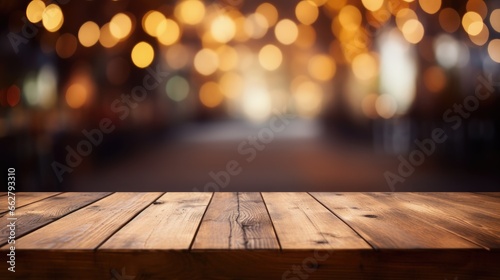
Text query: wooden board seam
0 192 62 215
0 192 114 247
259 192 283 251
307 192 375 250
188 192 215 250
94 192 165 251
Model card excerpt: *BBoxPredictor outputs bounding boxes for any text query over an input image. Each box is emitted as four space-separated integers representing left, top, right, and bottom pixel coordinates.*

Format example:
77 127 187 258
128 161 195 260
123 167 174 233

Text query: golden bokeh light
275 19 298 45
488 39 500 63
42 4 64 32
56 33 77 58
468 23 489 46
259 44 282 71
361 0 384 12
143 10 166 37
158 19 180 46
490 9 500 32
78 21 100 47
256 2 278 27
462 11 484 36
439 8 461 33
389 0 410 15
66 83 88 109
217 45 238 71
15 0 500 126
99 23 120 48
219 72 244 99
295 1 319 25
402 19 425 44
368 7 392 28
395 8 418 31
293 80 323 118
295 24 316 49
466 0 488 19
165 44 189 69
233 16 249 42
338 5 362 31
310 0 327 6
131 41 155 68
245 13 269 39
331 17 342 38
201 32 219 49
352 52 378 80
423 66 447 93
26 0 45 23
234 44 254 70
375 94 397 119
418 0 441 15
308 54 336 81
325 0 347 12
110 13 132 40
194 48 219 76
211 15 236 43
175 0 205 25
199 81 224 108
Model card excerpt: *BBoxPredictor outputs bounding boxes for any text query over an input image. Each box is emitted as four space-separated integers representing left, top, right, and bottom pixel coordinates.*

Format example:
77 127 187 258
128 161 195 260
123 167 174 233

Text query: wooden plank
413 192 500 218
0 192 111 246
7 250 500 279
261 192 370 250
310 193 480 249
474 192 500 199
0 192 60 213
8 192 162 249
192 192 279 250
389 193 500 249
100 192 212 250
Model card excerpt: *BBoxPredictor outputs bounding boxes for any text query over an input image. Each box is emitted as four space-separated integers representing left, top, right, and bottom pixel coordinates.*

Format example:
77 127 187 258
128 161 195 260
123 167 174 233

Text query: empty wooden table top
1 192 499 279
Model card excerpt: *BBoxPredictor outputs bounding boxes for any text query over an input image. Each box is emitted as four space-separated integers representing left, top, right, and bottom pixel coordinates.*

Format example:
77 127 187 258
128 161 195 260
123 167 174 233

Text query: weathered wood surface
1 192 499 279
0 192 60 214
0 192 111 246
101 192 212 250
6 192 162 249
192 192 279 250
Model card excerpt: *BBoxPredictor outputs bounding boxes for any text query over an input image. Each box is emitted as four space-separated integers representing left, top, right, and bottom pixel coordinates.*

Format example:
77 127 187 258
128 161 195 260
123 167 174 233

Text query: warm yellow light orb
131 41 155 68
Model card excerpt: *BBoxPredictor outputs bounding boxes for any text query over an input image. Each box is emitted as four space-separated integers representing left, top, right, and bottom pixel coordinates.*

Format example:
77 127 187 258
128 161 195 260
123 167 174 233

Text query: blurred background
1 0 499 192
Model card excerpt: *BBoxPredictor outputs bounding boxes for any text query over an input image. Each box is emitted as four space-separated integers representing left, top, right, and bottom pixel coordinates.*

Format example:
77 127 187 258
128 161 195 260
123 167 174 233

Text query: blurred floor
67 120 500 192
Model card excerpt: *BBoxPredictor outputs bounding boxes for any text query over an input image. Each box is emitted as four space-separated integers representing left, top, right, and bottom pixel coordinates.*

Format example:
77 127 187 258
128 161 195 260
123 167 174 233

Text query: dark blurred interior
1 0 499 192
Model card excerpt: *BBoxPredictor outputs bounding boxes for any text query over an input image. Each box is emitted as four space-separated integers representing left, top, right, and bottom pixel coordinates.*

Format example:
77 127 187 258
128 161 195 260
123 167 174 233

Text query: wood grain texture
100 192 212 250
261 192 371 249
413 192 500 218
475 192 500 199
2 192 499 279
391 193 500 249
7 250 500 279
0 192 60 213
8 192 162 249
310 193 479 249
192 192 279 250
0 192 111 246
